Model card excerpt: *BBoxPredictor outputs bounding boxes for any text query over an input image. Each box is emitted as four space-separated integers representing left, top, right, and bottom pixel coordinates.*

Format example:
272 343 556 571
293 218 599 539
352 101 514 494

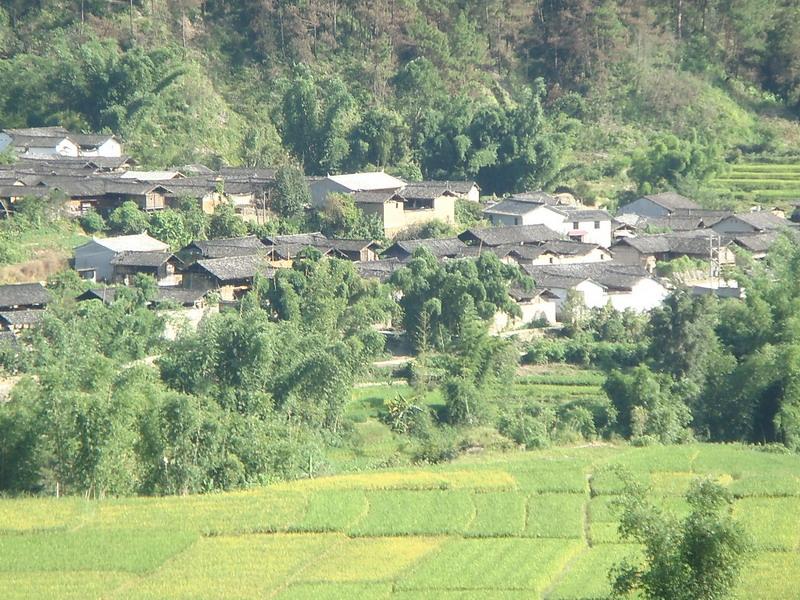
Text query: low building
110 251 180 286
611 231 737 272
181 255 277 300
618 192 700 218
354 258 404 283
382 237 470 261
459 224 563 247
0 282 50 311
491 287 559 332
711 211 789 234
0 309 46 332
310 171 406 207
74 234 170 282
524 263 669 317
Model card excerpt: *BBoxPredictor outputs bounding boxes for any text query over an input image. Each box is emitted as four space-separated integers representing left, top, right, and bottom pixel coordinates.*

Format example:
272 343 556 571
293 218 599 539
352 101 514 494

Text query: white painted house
0 127 122 158
0 127 79 157
484 201 613 247
524 263 669 319
74 234 170 282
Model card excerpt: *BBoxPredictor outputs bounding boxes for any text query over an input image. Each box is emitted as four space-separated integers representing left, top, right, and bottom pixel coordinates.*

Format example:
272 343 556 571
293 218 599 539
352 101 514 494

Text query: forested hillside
1 1 800 199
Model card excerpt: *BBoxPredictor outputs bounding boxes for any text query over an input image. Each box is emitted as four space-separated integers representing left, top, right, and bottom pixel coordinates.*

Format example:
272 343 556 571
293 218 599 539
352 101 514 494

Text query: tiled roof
0 283 50 308
640 192 700 211
110 251 172 268
460 225 563 246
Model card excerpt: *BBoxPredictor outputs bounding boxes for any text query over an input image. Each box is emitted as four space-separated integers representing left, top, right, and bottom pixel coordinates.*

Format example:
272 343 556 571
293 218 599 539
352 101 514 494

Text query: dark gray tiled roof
383 237 468 259
354 258 403 282
0 309 46 326
524 263 656 292
185 236 267 259
726 212 787 231
640 192 700 211
558 206 612 221
352 190 396 204
0 283 50 309
460 225 563 246
483 199 546 216
508 191 558 205
617 230 732 256
194 255 277 282
110 251 172 268
155 287 209 306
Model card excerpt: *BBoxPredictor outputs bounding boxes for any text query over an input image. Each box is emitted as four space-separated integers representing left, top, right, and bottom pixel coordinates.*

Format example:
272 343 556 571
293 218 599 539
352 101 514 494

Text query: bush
522 338 567 364
78 210 106 234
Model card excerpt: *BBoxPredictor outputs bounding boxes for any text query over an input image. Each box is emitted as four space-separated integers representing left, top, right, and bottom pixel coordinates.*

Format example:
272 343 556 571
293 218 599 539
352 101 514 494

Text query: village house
524 263 669 317
0 282 51 333
310 171 406 207
611 231 737 273
507 240 613 266
459 224 563 247
0 127 79 158
110 251 180 286
490 287 559 332
181 255 277 300
442 180 481 202
0 127 122 158
74 233 170 282
617 192 701 218
354 258 404 283
711 211 789 235
179 236 268 264
0 282 50 312
483 201 612 247
382 237 470 261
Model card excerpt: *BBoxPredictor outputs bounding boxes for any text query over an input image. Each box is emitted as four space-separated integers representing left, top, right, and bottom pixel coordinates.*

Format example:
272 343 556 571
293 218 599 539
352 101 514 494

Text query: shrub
78 210 106 234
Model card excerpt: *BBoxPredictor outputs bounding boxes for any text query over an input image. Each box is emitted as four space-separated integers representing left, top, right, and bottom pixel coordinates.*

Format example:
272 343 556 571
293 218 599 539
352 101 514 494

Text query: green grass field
1 443 799 599
711 161 800 207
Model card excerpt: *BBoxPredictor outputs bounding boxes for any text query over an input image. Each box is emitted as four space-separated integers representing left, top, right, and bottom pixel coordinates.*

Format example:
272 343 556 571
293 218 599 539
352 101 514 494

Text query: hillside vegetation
2 1 800 199
0 444 798 599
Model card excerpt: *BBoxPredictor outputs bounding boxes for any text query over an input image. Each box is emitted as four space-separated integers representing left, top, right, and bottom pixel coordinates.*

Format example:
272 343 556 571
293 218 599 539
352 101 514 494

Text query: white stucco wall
607 278 668 312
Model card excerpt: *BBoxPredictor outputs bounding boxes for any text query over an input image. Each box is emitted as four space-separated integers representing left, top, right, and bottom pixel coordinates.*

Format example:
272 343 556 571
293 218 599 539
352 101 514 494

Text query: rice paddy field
2 443 800 599
711 160 800 207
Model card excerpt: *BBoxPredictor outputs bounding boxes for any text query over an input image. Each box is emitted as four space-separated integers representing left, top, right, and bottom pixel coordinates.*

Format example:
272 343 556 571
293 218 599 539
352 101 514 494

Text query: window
572 221 579 229
514 217 521 225
594 221 601 229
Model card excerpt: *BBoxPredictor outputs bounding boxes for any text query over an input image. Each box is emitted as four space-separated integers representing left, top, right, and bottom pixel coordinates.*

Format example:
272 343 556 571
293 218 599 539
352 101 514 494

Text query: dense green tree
108 201 151 235
208 201 247 239
612 477 749 600
273 165 311 221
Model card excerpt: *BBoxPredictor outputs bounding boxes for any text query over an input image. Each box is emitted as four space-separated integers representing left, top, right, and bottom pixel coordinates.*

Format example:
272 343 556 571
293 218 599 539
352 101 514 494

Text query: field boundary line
266 532 350 598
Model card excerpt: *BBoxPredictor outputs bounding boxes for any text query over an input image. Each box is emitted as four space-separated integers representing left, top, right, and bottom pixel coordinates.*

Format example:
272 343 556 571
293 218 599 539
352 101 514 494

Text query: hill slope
1 443 798 599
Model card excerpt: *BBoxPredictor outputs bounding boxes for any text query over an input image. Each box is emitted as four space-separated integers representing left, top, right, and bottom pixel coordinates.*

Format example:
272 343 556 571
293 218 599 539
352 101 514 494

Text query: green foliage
108 201 150 235
273 165 310 221
78 209 106 234
630 133 723 192
208 201 247 239
391 248 530 351
309 192 384 240
611 477 750 600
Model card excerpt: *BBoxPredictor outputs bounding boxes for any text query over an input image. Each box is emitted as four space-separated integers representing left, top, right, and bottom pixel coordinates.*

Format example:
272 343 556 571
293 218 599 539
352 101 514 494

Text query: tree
273 165 310 221
611 476 749 600
149 208 190 249
108 201 150 235
603 365 692 444
208 201 247 239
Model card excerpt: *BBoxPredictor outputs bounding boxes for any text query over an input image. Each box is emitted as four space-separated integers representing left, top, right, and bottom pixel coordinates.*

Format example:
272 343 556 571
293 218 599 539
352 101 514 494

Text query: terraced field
2 444 800 599
712 161 800 207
